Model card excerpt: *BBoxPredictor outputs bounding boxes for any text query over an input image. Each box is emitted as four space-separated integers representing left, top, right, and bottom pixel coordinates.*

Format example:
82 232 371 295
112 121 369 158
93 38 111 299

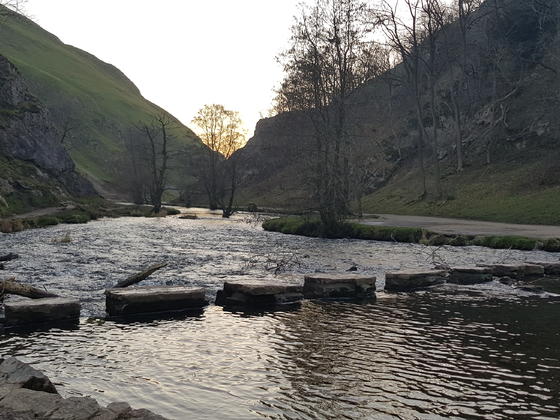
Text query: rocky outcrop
0 357 167 419
0 54 95 214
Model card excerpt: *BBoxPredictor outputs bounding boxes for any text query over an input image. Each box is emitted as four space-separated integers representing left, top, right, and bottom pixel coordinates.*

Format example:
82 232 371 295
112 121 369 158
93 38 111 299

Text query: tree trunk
0 278 59 299
113 263 167 288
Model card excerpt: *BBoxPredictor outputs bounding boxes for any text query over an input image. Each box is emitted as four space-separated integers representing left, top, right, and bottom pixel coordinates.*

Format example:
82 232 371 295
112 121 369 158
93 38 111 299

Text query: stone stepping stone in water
105 286 207 316
303 273 376 299
527 261 560 276
448 267 494 285
4 297 80 327
477 263 545 279
215 282 304 307
385 270 448 292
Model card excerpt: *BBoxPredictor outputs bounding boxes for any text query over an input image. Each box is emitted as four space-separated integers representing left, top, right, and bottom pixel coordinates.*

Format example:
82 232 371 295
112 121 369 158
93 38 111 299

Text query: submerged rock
4 297 80 327
215 282 303 307
0 358 167 419
105 286 207 316
448 267 493 285
303 273 376 299
385 270 448 292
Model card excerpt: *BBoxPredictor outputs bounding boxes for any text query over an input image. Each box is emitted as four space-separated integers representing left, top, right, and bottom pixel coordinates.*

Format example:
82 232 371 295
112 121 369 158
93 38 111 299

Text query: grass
360 157 560 226
0 8 201 188
263 216 560 252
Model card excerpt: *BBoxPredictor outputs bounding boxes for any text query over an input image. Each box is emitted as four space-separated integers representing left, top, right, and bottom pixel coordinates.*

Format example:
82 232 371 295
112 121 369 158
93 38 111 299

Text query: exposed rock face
4 297 81 327
0 358 167 419
385 270 448 292
303 273 376 299
105 286 207 316
0 54 95 201
215 282 304 307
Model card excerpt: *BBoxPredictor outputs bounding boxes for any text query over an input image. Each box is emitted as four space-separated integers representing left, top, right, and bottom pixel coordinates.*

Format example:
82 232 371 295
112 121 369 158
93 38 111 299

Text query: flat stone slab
303 273 376 299
216 282 303 307
527 261 560 276
106 286 207 316
385 270 448 292
4 298 80 327
478 263 545 278
448 267 494 285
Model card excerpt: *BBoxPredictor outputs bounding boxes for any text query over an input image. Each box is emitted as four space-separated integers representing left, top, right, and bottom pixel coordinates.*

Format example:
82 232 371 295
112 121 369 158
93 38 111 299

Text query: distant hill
236 0 560 225
0 6 203 200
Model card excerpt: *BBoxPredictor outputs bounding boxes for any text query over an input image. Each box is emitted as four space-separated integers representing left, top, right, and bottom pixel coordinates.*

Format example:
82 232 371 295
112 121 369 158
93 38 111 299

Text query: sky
24 0 303 137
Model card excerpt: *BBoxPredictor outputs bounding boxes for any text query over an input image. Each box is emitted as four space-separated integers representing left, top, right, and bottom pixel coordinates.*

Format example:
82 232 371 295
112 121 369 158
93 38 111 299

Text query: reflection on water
1 211 560 418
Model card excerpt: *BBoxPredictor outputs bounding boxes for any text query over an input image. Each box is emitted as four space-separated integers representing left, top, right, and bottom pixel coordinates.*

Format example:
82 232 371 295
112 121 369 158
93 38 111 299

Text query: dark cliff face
0 55 94 203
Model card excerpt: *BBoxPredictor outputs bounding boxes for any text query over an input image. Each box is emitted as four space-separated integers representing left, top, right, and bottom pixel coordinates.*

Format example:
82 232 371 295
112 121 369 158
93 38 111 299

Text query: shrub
36 216 59 228
542 238 560 252
473 235 537 251
60 213 90 224
164 207 181 216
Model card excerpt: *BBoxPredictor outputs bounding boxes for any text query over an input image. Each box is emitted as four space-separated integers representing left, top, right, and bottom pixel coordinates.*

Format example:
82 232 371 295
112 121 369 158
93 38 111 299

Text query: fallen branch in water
0 277 59 300
113 263 167 288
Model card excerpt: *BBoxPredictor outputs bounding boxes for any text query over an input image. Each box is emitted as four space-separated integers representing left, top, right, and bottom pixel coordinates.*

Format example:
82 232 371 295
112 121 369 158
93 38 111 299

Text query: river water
1 209 559 419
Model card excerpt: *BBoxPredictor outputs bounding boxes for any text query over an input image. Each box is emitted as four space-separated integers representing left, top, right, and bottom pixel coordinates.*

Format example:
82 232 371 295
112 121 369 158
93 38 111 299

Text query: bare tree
0 0 26 15
380 0 429 200
137 113 174 213
276 0 380 231
192 104 246 217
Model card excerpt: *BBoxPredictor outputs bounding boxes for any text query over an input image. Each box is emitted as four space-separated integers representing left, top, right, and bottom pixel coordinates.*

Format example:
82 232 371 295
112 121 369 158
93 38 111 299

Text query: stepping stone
215 282 303 307
4 298 80 327
477 263 545 279
527 261 560 276
303 273 376 299
448 267 493 285
105 286 207 316
385 270 448 292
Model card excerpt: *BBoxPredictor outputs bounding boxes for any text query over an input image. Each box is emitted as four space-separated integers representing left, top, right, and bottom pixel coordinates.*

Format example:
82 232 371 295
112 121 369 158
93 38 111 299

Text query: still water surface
1 210 559 419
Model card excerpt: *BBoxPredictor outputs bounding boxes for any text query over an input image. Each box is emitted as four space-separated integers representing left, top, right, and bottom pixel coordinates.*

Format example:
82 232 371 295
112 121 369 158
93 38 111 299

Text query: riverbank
263 216 560 252
0 201 181 233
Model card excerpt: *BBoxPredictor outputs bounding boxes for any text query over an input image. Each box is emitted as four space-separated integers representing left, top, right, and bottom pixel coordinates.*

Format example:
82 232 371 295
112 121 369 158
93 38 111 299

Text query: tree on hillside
421 0 448 199
276 0 380 231
192 104 246 217
380 0 429 200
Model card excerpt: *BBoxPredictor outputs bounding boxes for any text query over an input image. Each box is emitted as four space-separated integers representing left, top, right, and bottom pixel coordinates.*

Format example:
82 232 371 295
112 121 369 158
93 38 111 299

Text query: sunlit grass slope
0 8 201 188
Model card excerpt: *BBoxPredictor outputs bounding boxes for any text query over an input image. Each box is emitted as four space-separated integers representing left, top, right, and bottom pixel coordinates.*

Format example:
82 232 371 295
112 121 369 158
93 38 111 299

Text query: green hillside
0 7 202 192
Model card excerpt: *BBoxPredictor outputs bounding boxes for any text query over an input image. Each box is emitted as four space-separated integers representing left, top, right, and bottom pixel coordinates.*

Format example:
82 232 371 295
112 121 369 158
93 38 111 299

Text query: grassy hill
0 7 202 194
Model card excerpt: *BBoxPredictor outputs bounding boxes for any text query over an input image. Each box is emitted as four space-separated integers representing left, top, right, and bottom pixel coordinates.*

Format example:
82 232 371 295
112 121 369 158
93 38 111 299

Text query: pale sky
25 0 303 137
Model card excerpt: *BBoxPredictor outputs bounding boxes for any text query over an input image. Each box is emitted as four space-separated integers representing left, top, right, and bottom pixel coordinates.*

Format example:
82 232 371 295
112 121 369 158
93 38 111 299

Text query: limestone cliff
0 55 95 216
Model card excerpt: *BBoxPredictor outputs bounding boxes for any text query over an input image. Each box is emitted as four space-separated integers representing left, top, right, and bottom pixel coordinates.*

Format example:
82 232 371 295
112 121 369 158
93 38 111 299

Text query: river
1 209 559 419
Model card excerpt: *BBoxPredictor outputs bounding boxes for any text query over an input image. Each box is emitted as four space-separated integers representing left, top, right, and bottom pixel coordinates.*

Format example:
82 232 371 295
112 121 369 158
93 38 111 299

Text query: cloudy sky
25 0 303 137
